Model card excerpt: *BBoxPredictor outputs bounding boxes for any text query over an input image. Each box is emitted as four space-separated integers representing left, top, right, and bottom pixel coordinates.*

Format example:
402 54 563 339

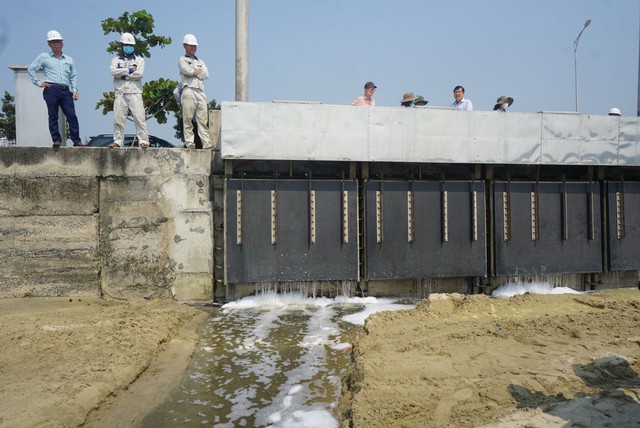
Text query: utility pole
573 19 591 113
236 0 249 102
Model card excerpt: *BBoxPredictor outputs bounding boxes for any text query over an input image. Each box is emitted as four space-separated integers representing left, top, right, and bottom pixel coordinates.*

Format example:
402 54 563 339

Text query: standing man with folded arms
108 32 149 149
179 34 212 149
28 30 83 147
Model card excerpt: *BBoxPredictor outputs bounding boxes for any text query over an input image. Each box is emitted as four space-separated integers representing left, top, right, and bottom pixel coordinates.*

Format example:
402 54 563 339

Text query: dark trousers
42 86 80 143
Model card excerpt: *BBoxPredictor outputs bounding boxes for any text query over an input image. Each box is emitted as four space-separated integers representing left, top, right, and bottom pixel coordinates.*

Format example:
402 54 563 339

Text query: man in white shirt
450 85 473 111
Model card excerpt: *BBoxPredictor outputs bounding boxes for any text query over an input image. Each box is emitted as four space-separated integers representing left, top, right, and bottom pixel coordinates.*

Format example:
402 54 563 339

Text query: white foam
331 342 352 351
491 281 583 298
270 409 338 428
341 299 416 326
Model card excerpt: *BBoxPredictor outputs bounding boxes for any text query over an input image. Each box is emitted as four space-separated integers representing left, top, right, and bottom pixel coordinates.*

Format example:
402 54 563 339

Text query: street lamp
573 19 592 112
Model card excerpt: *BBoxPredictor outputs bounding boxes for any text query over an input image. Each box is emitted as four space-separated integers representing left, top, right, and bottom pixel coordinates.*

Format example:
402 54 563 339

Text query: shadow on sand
508 355 640 427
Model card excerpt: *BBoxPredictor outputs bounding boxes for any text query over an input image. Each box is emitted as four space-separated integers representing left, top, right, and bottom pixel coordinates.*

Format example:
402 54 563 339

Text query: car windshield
87 136 114 147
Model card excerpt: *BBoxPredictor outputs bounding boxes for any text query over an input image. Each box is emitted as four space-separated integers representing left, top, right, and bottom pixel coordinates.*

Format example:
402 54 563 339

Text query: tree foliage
0 91 16 141
95 10 179 125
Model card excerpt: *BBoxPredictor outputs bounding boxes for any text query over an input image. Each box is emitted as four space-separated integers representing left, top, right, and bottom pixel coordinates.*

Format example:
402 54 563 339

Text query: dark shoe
52 141 61 148
73 141 85 147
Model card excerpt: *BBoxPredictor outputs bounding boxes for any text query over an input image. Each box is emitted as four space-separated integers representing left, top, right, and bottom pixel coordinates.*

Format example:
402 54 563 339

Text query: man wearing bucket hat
28 30 83 147
400 91 417 107
108 32 150 148
493 96 514 112
414 96 428 107
352 81 377 106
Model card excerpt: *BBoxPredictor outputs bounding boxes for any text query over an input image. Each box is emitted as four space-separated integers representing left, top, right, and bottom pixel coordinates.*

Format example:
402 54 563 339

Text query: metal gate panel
494 181 602 275
365 180 486 279
225 179 358 283
607 181 640 271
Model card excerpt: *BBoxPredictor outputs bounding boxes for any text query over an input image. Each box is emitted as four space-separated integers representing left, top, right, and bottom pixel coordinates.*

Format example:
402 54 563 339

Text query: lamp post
573 19 592 112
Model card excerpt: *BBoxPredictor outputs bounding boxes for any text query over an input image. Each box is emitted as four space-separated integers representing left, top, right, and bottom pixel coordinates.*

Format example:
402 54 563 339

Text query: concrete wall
0 147 214 301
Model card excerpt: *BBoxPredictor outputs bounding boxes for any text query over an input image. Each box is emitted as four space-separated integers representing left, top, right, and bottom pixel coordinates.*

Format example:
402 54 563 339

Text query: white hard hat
183 34 198 46
608 107 621 116
46 30 63 41
120 33 135 45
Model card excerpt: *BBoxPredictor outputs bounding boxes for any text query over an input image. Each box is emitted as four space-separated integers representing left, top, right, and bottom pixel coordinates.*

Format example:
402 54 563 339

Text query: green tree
95 10 179 125
173 99 221 143
0 91 16 142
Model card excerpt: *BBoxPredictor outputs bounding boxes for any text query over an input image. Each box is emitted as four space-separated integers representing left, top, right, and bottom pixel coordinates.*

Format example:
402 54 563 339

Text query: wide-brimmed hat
414 96 428 105
400 92 417 103
496 96 514 106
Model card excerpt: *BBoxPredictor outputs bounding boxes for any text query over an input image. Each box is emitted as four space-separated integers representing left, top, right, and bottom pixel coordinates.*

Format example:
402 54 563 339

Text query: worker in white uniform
108 33 149 148
179 34 212 149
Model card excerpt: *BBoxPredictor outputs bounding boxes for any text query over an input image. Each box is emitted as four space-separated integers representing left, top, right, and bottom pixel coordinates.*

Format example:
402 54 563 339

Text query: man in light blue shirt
28 30 82 147
450 85 473 111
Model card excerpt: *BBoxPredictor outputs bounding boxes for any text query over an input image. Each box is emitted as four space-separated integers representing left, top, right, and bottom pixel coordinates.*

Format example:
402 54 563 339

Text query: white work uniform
179 54 211 149
110 54 149 147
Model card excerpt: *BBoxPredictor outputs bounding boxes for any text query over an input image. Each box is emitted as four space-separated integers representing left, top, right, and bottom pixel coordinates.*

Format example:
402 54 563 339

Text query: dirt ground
0 297 207 428
341 289 640 428
2 290 640 428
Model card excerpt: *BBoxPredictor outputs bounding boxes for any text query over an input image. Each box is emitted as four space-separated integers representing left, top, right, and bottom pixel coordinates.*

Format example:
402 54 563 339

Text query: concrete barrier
0 146 214 301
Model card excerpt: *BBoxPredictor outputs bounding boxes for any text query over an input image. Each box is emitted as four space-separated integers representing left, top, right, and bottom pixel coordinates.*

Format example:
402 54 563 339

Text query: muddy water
141 293 413 427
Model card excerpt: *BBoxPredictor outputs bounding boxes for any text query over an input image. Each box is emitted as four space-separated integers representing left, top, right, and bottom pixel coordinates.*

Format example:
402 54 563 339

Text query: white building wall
8 65 65 147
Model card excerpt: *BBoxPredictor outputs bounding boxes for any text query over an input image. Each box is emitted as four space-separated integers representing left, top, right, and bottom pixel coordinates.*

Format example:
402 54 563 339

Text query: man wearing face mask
493 96 514 112
108 32 149 148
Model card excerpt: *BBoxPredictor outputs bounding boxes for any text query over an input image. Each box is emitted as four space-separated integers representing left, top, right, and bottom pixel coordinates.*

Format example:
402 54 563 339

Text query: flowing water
141 291 415 428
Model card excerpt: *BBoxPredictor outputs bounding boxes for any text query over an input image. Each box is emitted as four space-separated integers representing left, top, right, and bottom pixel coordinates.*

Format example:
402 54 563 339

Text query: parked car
86 134 176 148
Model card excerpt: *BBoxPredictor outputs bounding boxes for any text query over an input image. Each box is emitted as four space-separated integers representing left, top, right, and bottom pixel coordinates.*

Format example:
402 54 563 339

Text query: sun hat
400 92 418 103
608 107 621 116
414 95 428 105
364 81 377 89
495 96 514 106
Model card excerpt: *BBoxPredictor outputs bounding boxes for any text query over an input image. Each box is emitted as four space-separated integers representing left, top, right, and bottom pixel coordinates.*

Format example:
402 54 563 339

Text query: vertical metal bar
561 178 569 241
531 178 540 241
530 191 538 240
271 189 278 245
341 175 349 245
376 176 384 243
616 180 626 240
310 191 316 245
236 189 242 245
407 190 414 243
503 177 512 242
342 190 349 244
308 174 315 245
271 175 278 245
440 176 448 242
376 190 383 243
408 176 415 243
587 179 595 240
470 180 478 242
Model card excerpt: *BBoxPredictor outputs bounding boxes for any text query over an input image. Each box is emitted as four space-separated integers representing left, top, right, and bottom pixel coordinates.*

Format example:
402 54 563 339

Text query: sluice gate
216 102 640 299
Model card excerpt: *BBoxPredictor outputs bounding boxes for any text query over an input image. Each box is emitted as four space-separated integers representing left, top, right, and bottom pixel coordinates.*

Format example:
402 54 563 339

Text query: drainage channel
141 292 415 427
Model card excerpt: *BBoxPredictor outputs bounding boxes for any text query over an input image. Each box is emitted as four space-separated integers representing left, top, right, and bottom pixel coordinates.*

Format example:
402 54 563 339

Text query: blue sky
0 0 638 144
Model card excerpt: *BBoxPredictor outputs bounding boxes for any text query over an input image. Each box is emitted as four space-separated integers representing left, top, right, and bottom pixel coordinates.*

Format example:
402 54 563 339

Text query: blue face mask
123 45 135 55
